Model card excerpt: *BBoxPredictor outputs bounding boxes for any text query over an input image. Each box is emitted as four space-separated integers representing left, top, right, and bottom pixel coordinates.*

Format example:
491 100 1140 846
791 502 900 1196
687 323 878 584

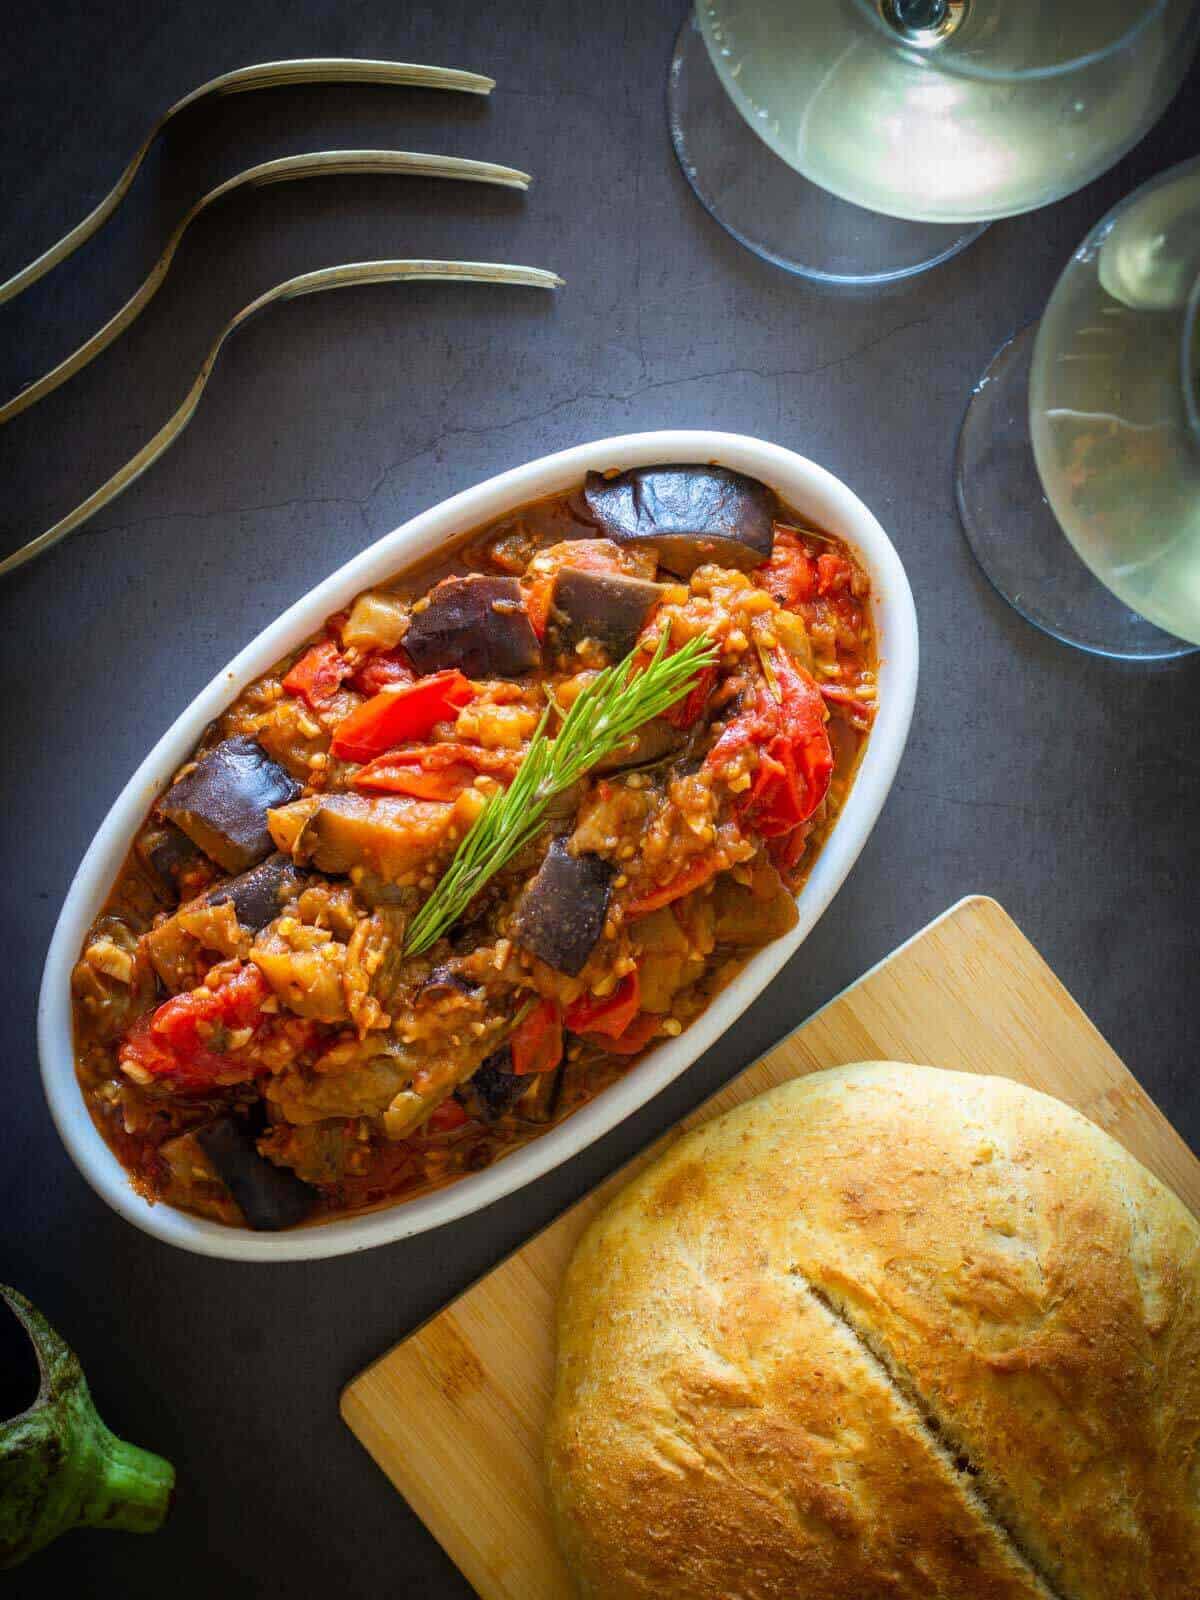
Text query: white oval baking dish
39 431 918 1260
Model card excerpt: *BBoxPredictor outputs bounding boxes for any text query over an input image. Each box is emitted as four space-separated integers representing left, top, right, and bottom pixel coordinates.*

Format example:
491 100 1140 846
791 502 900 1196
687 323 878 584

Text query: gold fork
0 152 531 423
0 260 563 582
0 59 495 304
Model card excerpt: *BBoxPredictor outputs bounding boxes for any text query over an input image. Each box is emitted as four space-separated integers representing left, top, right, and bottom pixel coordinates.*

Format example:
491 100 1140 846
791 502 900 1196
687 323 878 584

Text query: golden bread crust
546 1063 1200 1600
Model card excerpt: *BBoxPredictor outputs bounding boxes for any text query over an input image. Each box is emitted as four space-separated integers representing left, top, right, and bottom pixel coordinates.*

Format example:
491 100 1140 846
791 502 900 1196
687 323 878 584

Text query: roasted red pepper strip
564 972 640 1039
587 1011 660 1055
626 856 719 918
331 670 473 761
351 647 414 697
282 638 351 709
511 999 563 1075
118 964 271 1092
353 742 518 800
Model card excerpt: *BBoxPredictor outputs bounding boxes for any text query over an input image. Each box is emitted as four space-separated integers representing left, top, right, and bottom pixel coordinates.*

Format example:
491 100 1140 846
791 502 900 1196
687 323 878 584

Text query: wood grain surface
341 896 1200 1600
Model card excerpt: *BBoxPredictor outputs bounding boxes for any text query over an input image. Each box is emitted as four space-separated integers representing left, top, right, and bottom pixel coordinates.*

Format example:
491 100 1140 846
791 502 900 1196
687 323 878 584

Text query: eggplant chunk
284 793 458 881
511 837 614 976
207 854 308 933
419 964 482 1002
583 465 776 576
136 821 203 901
516 1063 565 1125
711 859 799 946
593 716 686 775
403 575 540 678
551 567 664 658
160 736 300 874
194 1115 317 1231
461 1044 526 1122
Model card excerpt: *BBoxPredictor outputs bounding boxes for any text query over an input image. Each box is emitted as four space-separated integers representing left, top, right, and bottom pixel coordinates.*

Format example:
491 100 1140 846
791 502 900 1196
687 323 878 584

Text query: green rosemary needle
403 626 717 955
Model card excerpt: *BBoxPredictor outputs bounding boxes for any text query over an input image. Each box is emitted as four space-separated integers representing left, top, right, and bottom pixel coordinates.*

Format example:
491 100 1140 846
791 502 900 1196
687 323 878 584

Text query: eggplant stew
71 466 877 1229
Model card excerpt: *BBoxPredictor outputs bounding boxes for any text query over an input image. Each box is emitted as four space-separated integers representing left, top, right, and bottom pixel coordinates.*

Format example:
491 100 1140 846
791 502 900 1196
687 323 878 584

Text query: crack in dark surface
77 316 931 543
797 1274 1070 1600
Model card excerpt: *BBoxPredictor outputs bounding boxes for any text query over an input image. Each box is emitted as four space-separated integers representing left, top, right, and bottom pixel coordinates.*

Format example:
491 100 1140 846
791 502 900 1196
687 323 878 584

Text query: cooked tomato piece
762 530 817 608
331 671 474 761
523 576 555 641
425 1099 470 1133
118 963 272 1092
626 856 719 918
770 818 814 875
511 999 563 1075
282 638 351 709
662 664 715 730
588 1011 660 1055
353 742 518 800
351 647 414 697
564 972 640 1038
707 649 833 838
553 542 628 576
816 551 853 595
357 760 479 801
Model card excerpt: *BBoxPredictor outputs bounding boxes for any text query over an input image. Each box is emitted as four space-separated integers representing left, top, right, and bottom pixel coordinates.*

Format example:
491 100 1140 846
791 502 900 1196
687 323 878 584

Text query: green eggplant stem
0 1286 175 1568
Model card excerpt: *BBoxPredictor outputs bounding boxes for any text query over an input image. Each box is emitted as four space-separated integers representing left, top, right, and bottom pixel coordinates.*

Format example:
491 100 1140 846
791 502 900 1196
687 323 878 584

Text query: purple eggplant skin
583 465 777 576
136 821 204 902
593 716 686 776
159 736 301 875
206 854 307 933
194 1116 317 1231
511 837 614 977
516 1063 565 1124
403 575 541 678
551 567 664 658
460 1045 527 1122
419 964 482 1003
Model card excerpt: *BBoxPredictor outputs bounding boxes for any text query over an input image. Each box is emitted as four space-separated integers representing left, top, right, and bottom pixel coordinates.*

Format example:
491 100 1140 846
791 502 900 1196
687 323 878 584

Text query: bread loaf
546 1063 1200 1599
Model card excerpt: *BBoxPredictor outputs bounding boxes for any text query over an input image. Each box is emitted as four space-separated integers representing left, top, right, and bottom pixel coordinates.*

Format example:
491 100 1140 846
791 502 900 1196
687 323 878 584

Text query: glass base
667 12 989 285
955 324 1199 661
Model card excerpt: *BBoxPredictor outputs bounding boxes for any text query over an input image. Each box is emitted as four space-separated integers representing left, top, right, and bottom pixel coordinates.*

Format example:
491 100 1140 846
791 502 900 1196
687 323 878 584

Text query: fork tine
0 152 532 423
0 60 496 305
0 260 563 582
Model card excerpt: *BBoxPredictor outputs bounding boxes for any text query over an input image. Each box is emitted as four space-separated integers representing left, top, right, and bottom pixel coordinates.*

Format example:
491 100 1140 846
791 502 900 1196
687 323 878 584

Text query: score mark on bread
545 1062 1200 1600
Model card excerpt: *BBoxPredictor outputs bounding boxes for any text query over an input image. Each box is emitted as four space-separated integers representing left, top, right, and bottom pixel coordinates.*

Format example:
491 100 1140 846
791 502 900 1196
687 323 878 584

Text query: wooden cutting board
340 896 1200 1600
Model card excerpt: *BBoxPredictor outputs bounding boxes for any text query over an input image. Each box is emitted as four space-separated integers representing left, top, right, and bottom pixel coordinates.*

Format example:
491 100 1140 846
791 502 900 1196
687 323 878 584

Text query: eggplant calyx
0 1286 174 1569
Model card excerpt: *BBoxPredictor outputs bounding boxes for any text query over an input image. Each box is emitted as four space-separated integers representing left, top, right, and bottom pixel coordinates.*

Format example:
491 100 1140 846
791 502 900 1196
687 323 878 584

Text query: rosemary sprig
403 626 718 955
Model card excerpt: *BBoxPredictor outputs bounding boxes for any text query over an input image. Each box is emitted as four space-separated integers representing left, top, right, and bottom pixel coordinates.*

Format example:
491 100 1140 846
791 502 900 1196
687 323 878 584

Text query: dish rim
38 429 919 1261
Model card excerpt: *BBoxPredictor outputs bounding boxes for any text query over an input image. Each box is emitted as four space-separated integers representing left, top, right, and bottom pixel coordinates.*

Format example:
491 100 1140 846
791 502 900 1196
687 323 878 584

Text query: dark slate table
2 5 1197 1595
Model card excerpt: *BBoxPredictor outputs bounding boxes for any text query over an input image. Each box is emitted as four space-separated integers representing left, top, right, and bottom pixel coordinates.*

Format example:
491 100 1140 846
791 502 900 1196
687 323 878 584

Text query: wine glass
668 0 1200 285
956 157 1200 658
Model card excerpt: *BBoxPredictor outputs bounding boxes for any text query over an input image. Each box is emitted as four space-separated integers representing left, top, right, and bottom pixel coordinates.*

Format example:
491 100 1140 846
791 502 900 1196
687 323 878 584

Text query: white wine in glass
670 0 1199 282
957 158 1200 657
